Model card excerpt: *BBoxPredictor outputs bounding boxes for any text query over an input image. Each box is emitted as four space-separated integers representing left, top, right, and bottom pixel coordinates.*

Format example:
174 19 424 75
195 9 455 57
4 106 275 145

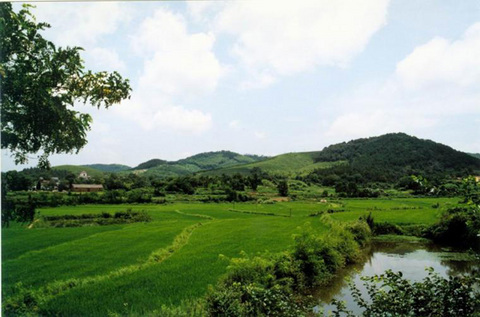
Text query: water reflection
316 241 480 315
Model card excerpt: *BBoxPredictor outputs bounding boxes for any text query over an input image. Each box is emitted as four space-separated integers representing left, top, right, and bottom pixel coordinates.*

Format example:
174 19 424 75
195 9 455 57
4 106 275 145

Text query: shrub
331 269 480 317
427 206 480 249
205 222 372 316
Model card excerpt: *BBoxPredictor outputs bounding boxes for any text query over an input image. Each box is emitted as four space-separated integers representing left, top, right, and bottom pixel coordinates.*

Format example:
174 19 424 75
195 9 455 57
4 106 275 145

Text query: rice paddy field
2 197 459 315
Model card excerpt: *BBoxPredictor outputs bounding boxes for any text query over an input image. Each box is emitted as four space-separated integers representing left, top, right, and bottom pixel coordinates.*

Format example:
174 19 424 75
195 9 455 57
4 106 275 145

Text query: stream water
315 240 480 315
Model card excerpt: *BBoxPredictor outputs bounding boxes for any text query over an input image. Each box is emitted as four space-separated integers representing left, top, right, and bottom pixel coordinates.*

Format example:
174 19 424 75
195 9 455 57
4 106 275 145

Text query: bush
426 206 480 249
38 210 152 227
373 222 405 235
331 269 480 317
205 223 371 316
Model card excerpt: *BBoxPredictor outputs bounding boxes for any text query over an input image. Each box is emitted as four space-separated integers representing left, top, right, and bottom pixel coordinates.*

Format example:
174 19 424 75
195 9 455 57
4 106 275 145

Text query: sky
2 0 480 171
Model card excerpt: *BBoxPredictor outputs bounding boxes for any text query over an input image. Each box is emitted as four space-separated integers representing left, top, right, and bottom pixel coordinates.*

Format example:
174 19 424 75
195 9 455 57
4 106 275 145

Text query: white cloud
116 95 212 134
152 106 212 133
114 8 221 134
31 3 128 48
396 22 480 90
133 8 223 98
85 47 126 72
215 0 389 88
187 2 223 24
324 22 480 142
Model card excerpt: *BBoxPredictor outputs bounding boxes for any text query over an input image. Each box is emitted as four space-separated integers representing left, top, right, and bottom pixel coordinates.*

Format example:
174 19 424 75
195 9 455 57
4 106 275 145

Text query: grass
1 197 458 315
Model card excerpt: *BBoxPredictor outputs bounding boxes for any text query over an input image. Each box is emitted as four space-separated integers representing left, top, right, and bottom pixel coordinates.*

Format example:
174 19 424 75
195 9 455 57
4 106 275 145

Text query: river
316 239 480 315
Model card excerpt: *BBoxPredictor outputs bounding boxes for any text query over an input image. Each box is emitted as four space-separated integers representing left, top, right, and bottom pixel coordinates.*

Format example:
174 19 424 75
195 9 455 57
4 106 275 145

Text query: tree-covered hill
133 151 268 177
469 153 480 159
84 164 131 173
51 165 105 178
204 152 344 176
311 133 480 182
132 159 167 171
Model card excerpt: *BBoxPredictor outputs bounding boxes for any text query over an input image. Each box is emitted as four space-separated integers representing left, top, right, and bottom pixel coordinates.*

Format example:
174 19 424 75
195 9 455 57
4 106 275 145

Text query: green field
2 198 458 315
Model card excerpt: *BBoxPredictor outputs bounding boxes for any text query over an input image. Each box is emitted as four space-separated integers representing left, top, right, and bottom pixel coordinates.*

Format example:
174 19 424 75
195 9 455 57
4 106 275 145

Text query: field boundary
174 209 215 220
227 208 291 217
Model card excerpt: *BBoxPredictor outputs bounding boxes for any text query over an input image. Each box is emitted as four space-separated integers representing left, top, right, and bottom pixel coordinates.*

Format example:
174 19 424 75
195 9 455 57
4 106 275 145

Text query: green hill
204 152 345 176
312 133 480 182
137 151 268 178
132 159 167 170
84 164 131 172
52 165 105 178
469 153 480 159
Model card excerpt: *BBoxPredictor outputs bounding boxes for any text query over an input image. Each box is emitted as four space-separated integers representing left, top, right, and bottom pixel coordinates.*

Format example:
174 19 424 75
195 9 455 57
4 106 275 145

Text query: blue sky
2 0 480 171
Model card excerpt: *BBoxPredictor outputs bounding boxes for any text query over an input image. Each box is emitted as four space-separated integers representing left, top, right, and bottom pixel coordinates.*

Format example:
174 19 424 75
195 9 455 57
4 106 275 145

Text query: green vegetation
311 133 480 184
52 165 105 178
0 3 131 168
84 164 131 173
3 196 475 315
34 209 152 228
469 153 480 159
131 151 268 178
332 269 480 317
205 152 344 176
206 221 371 316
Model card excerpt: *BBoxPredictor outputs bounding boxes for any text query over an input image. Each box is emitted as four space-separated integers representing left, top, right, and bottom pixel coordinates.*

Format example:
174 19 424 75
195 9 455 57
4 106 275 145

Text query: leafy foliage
0 3 131 166
331 269 480 317
277 180 289 197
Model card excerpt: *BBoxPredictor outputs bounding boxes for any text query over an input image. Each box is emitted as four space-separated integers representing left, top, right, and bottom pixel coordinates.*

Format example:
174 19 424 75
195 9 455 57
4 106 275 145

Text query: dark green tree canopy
0 3 131 168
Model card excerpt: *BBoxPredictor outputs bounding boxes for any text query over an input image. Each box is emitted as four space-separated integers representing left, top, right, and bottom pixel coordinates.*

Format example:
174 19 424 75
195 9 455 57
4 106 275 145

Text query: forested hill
132 151 268 177
132 159 167 170
313 133 480 181
84 164 131 172
469 153 480 159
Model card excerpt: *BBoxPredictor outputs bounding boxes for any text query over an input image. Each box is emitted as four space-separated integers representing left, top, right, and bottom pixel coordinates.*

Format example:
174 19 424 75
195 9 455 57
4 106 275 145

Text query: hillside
84 164 131 172
204 152 346 176
137 151 268 177
132 159 167 170
469 153 480 159
52 165 105 178
312 133 480 181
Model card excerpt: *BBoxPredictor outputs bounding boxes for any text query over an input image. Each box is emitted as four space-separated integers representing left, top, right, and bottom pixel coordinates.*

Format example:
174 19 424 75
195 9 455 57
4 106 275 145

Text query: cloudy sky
3 0 480 171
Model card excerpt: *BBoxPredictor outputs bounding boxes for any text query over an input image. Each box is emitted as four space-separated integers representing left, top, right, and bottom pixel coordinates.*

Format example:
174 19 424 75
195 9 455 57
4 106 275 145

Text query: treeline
310 133 480 184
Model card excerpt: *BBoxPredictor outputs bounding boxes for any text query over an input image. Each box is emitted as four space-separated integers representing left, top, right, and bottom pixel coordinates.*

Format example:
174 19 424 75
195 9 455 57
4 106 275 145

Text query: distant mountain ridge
469 153 480 159
134 151 268 177
49 134 480 180
84 164 131 172
205 133 480 179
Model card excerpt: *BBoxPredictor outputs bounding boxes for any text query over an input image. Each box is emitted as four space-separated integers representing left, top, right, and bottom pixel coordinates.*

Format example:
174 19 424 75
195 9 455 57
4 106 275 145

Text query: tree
0 3 131 168
5 170 32 191
277 180 289 197
248 167 262 191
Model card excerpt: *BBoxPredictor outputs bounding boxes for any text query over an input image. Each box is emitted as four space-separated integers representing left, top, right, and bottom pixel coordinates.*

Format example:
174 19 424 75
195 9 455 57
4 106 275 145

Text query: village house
71 184 103 192
78 171 89 179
